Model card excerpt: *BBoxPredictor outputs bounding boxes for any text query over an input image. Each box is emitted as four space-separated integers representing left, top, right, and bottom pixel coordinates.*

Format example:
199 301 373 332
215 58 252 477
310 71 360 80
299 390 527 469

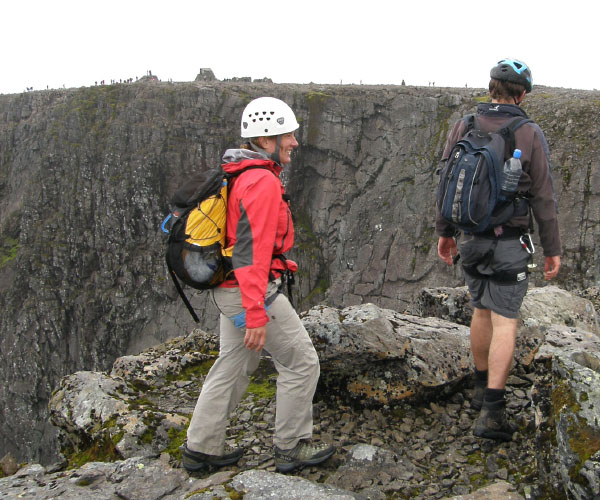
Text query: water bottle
501 149 522 194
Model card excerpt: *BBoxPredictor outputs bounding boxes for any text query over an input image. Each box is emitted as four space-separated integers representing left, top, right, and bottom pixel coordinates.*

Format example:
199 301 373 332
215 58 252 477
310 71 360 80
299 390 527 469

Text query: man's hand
438 237 458 265
244 326 266 352
544 256 561 281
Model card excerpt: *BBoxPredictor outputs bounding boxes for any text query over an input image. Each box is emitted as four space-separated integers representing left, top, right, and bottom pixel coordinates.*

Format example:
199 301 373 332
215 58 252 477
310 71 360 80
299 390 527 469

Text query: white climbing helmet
240 97 299 138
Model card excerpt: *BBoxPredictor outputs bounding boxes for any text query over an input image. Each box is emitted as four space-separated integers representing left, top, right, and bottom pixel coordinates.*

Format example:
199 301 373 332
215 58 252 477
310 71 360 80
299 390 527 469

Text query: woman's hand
244 326 266 352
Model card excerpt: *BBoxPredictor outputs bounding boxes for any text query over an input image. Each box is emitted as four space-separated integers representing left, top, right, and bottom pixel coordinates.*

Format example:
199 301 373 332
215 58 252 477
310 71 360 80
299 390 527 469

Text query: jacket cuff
245 307 269 329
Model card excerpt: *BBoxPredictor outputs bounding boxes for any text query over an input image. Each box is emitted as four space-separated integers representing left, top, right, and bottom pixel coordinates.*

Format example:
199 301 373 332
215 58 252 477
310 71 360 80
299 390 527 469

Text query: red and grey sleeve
231 173 281 328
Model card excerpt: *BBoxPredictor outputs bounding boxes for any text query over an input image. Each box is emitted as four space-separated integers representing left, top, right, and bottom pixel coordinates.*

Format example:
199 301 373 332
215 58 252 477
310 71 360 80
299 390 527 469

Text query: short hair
489 78 526 101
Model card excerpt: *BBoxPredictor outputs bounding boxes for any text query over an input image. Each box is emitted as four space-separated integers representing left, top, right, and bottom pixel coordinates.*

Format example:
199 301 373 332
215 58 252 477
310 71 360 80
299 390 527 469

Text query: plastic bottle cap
513 149 522 159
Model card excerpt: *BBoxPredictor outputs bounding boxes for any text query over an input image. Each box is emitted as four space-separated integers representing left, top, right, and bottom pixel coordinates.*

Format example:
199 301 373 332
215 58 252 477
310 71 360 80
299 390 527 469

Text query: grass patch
569 423 600 478
466 449 483 466
0 237 19 268
469 472 489 489
551 379 580 421
111 431 124 445
166 359 216 382
247 376 277 401
304 278 330 304
140 428 155 444
104 416 117 429
129 379 153 393
224 485 244 500
185 488 211 498
67 436 122 469
552 376 600 480
139 411 165 445
164 426 189 460
128 396 155 411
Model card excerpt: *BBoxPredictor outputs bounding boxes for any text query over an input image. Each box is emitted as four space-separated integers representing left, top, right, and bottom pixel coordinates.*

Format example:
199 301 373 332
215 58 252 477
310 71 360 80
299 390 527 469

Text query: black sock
474 369 488 384
484 388 506 403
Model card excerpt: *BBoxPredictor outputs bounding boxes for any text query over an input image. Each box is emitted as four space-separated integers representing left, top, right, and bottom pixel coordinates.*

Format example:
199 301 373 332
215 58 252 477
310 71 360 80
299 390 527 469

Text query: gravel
183 360 540 499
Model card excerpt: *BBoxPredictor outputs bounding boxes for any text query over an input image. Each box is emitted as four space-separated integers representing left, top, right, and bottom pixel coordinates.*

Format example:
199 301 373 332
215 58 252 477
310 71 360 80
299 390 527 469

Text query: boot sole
275 448 335 473
182 453 243 472
183 461 208 472
473 427 513 441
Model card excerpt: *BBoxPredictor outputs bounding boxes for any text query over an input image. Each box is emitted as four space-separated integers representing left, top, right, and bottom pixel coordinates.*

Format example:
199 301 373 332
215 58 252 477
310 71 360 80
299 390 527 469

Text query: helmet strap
513 90 526 106
270 135 283 165
249 136 283 165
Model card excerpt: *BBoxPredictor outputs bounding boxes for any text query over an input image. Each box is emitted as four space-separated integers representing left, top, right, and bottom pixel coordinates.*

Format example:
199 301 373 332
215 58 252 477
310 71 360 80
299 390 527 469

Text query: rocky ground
0 352 544 500
7 284 599 499
175 357 541 500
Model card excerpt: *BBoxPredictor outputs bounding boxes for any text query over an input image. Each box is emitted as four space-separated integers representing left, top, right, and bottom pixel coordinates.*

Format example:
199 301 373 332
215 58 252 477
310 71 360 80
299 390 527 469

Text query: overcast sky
2 0 598 95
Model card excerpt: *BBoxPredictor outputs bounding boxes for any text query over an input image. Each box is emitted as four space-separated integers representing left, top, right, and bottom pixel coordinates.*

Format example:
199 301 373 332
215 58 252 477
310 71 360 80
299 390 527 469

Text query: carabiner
519 234 535 255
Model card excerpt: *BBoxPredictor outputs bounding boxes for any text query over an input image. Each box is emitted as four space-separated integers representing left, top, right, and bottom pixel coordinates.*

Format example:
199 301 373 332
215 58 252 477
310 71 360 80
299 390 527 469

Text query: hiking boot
181 444 243 472
471 382 486 411
473 400 516 442
274 439 335 473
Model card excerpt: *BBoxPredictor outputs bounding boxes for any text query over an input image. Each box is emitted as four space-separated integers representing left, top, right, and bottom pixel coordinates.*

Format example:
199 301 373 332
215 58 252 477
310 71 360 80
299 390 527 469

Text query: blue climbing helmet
490 59 533 93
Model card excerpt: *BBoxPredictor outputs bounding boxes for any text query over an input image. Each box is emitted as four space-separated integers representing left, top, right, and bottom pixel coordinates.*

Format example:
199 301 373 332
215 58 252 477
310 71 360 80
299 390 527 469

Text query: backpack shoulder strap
226 165 273 179
499 117 533 158
225 165 277 193
506 116 533 131
166 257 200 323
463 114 476 132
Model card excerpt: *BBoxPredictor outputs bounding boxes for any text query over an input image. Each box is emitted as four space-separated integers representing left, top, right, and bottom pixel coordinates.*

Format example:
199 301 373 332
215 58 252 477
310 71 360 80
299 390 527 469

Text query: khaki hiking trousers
186 280 320 455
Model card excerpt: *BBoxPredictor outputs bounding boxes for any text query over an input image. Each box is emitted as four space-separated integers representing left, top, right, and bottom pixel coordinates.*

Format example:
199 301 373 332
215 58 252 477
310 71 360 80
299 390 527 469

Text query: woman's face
260 132 299 164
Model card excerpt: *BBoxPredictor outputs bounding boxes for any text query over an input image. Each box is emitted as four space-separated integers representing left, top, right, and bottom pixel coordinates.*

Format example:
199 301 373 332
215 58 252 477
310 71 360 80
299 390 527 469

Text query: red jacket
220 149 295 328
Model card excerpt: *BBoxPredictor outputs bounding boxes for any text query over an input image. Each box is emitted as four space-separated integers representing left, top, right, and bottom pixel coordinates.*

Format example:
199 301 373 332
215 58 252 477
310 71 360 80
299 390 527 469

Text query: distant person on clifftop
182 97 335 473
436 59 561 441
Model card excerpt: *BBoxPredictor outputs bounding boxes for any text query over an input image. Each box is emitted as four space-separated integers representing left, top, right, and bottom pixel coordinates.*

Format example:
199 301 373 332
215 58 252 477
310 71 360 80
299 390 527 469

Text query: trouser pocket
213 280 281 329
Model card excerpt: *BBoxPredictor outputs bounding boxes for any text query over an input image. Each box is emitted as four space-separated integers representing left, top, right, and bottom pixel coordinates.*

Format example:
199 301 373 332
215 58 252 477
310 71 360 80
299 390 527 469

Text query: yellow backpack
161 167 262 322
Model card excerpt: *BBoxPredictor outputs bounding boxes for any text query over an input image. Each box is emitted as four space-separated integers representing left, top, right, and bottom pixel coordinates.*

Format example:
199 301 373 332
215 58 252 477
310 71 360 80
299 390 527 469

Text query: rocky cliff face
0 81 599 464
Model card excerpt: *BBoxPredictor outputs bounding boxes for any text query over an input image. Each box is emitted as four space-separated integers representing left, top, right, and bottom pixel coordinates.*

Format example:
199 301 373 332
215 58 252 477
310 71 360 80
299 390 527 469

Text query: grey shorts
459 235 530 319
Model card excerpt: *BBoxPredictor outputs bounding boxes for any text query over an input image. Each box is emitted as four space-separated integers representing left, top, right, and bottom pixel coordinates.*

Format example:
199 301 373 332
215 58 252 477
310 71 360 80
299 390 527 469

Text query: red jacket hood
221 148 282 177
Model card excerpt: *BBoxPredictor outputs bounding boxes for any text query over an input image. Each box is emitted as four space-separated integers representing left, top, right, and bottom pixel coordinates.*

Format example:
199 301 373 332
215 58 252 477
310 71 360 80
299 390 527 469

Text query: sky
1 0 598 95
